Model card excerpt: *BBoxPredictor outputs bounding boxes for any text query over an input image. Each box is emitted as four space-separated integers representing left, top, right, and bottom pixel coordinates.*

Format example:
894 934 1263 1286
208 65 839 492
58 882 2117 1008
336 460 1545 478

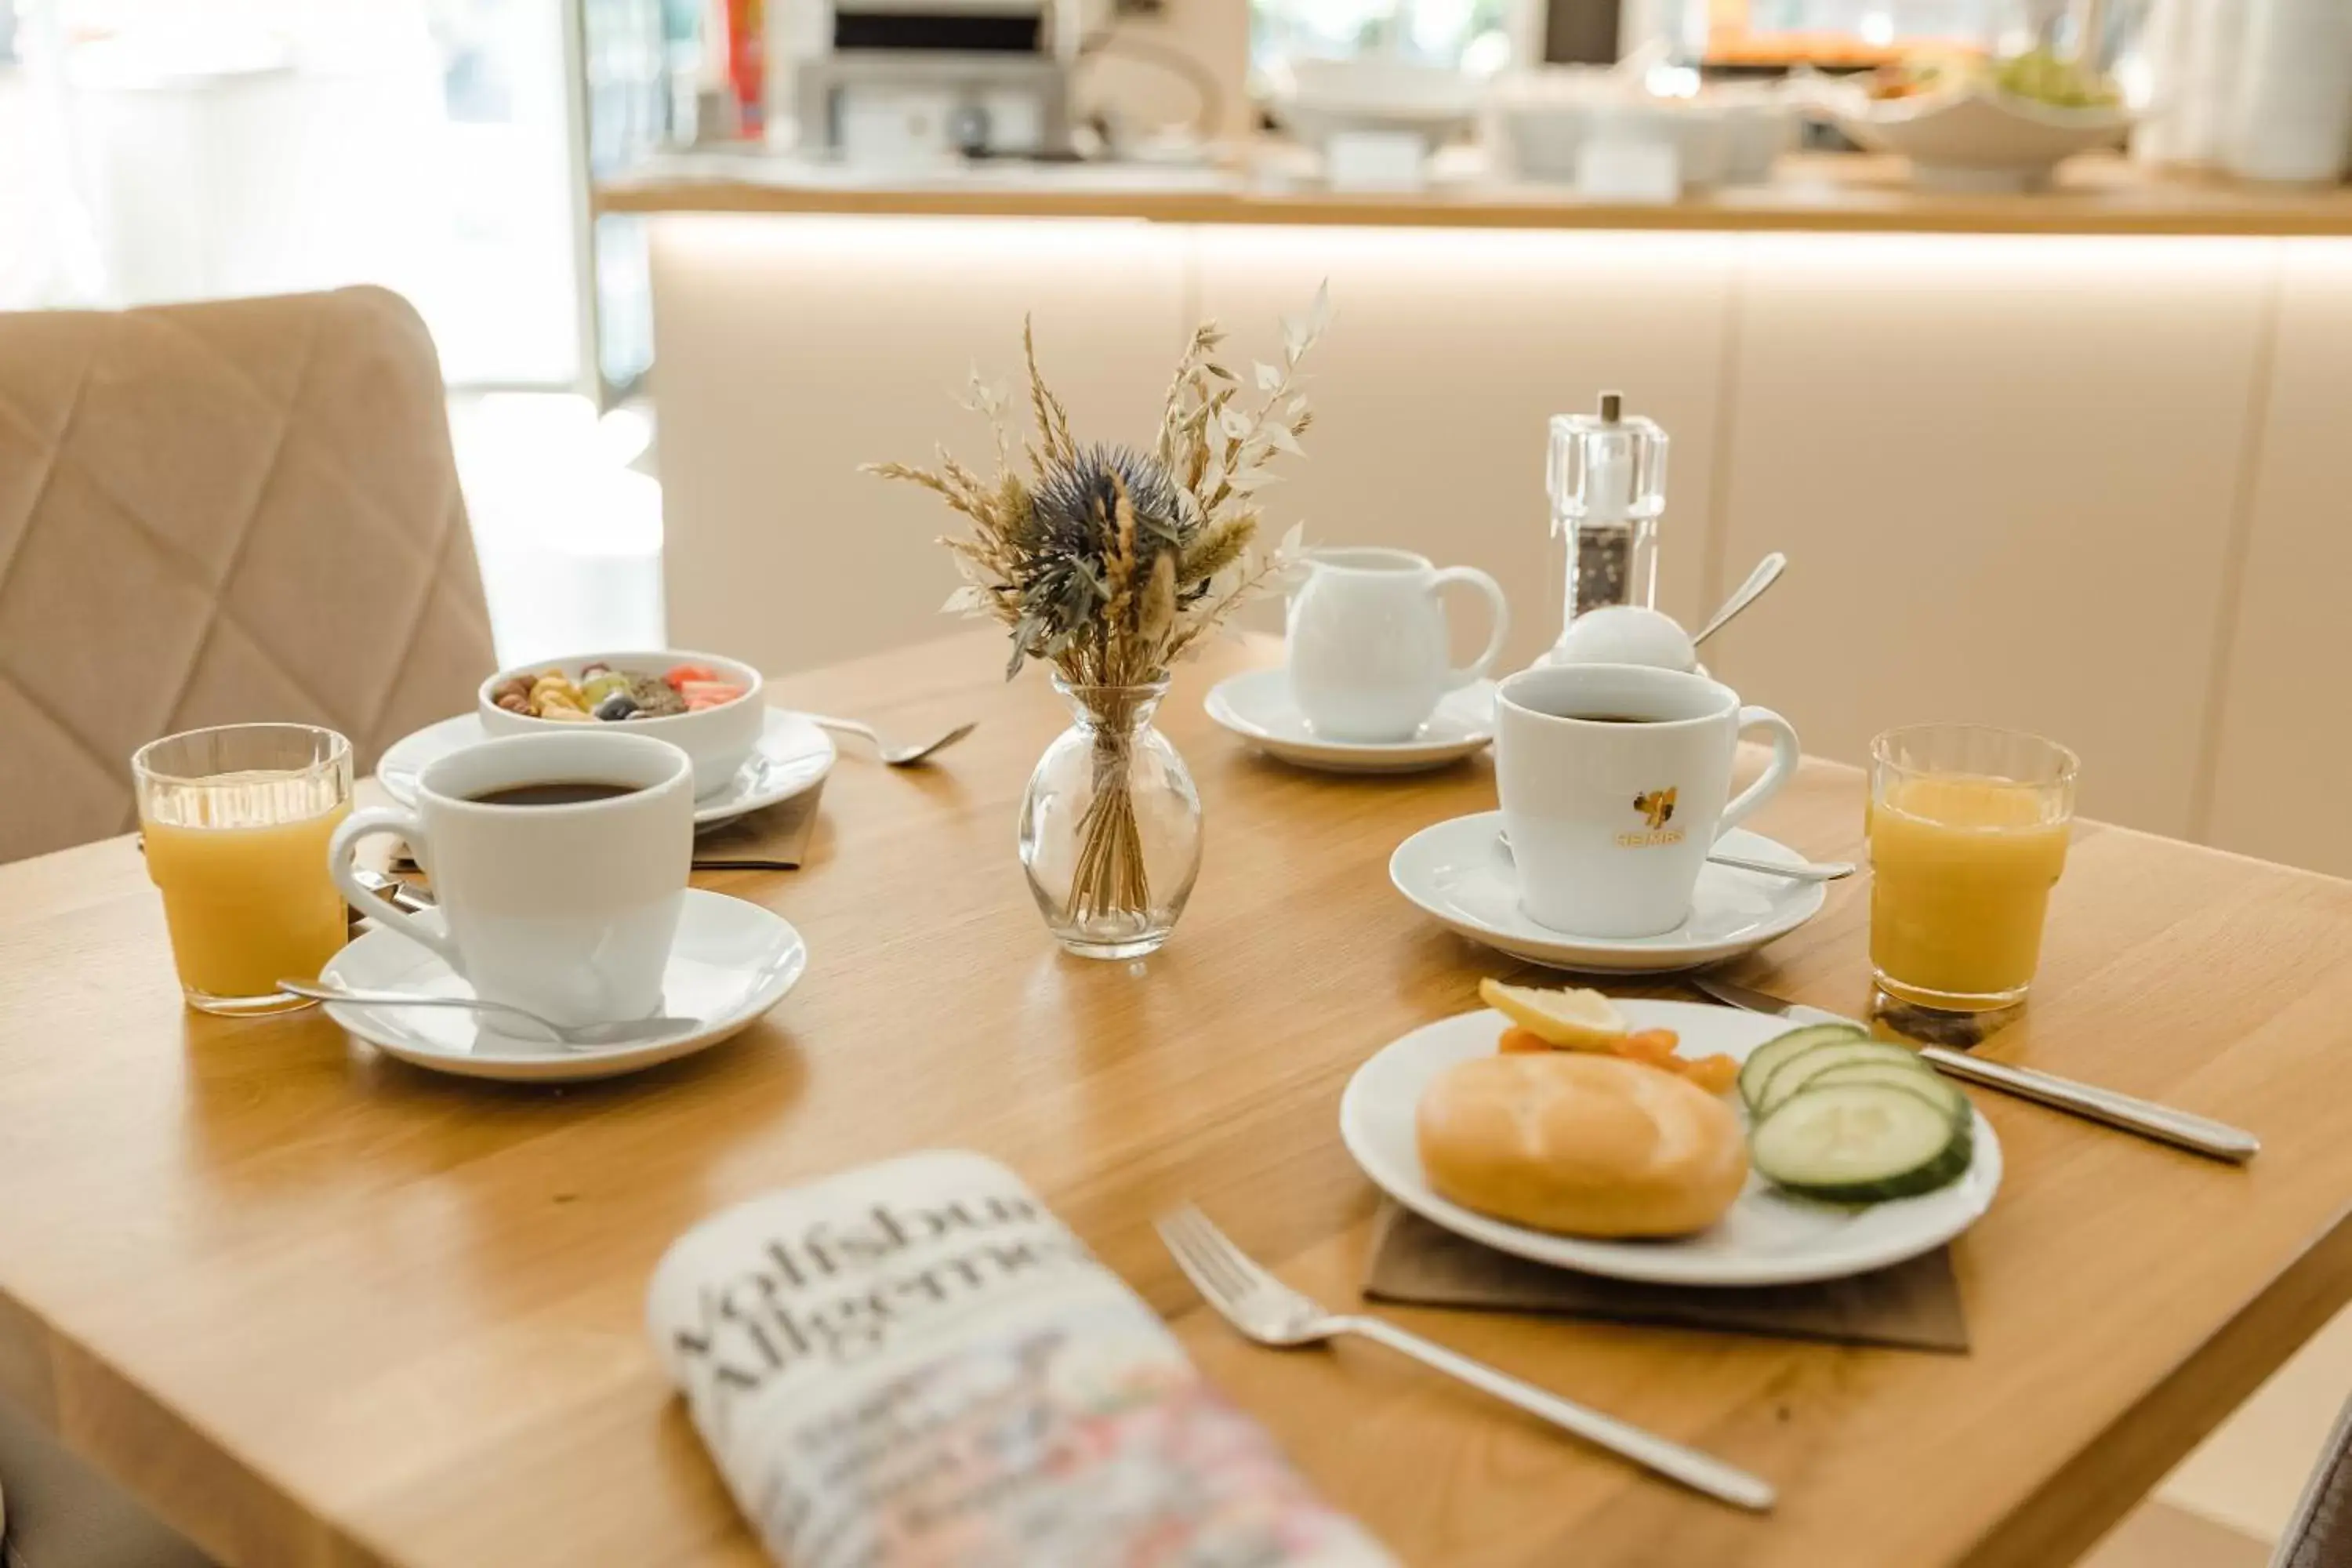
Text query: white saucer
377 706 834 828
1388 811 1826 973
1204 670 1495 774
1341 1002 2002 1287
320 888 805 1082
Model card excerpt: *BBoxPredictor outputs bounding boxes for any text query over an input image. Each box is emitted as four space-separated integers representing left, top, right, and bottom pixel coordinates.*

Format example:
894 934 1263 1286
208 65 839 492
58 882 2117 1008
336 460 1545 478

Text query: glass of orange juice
133 724 354 1014
1868 724 2078 1014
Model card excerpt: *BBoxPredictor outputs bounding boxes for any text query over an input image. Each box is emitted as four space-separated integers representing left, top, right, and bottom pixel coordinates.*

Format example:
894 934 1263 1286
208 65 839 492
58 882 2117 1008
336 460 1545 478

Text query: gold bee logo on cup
1616 788 1685 848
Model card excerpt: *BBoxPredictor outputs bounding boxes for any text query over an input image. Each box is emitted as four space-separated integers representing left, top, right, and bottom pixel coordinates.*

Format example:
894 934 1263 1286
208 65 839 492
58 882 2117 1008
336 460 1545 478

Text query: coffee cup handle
1429 566 1510 689
1719 706 1802 836
329 808 466 975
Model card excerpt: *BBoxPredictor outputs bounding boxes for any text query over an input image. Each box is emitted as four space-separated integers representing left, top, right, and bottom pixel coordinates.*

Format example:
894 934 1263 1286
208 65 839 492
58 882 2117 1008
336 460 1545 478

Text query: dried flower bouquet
869 287 1329 940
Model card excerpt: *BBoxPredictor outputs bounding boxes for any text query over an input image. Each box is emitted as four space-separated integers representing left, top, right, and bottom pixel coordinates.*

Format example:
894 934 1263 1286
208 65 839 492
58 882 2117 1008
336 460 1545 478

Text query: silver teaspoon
1692 552 1787 647
1705 850 1853 883
1494 829 1851 883
278 980 700 1050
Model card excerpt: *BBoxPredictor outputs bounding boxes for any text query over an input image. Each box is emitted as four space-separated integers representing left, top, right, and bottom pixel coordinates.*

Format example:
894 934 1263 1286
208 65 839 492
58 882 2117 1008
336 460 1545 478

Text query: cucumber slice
1751 1082 1974 1203
1737 1022 1867 1109
1798 1061 1967 1124
1754 1038 1936 1117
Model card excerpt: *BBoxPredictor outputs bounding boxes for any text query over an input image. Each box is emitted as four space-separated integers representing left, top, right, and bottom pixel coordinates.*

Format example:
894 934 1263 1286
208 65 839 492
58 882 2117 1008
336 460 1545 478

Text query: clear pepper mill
1544 391 1670 659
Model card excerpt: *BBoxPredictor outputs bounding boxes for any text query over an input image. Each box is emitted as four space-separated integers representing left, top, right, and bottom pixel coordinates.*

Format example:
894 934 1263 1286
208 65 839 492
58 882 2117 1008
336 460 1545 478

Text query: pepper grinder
1544 391 1670 662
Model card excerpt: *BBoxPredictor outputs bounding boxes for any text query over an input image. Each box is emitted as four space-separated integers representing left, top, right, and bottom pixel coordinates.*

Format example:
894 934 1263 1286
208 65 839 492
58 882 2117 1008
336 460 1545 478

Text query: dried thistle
866 286 1327 688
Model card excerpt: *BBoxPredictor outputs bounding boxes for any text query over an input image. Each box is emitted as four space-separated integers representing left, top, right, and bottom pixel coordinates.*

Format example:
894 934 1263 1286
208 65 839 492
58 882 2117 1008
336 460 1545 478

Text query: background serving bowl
478 648 764 800
1269 57 1481 155
1834 81 2132 190
1485 69 1798 190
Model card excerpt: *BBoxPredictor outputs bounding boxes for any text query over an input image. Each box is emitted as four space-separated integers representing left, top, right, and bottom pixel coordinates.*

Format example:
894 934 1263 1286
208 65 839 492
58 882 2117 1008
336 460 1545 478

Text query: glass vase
1018 680 1203 959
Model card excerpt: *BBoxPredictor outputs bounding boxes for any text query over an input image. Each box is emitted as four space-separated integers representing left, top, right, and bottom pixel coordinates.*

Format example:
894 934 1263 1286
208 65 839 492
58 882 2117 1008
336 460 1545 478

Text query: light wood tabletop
1 630 2349 1568
595 151 2352 238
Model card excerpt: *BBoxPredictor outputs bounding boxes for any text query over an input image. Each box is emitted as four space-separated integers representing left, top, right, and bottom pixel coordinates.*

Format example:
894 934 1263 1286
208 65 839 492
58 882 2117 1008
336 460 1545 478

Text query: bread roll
1415 1052 1748 1238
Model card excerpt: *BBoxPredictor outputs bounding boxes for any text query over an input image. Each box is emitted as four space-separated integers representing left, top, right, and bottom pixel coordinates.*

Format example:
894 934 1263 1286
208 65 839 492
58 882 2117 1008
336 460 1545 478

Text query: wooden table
597 151 2352 238
2 631 2350 1568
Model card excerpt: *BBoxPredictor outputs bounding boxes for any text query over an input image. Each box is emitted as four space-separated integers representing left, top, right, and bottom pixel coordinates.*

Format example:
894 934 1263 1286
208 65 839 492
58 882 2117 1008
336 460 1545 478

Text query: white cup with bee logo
1494 663 1800 937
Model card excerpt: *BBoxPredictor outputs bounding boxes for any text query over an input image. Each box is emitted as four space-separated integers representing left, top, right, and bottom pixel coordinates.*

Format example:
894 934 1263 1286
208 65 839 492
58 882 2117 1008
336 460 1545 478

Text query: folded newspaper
648 1150 1399 1567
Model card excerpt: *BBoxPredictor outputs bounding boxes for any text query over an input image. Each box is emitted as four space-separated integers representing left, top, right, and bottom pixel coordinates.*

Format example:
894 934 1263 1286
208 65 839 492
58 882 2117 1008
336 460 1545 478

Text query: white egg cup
1540 605 1701 675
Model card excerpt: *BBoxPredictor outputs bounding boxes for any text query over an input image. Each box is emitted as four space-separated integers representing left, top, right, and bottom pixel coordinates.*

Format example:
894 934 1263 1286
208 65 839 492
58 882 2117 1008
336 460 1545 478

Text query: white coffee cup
328 731 695 1027
1494 663 1801 938
1287 547 1510 742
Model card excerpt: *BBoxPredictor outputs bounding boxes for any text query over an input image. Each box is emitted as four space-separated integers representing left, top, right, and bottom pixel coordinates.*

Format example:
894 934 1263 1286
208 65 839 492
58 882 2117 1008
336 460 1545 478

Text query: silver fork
805 714 976 766
1156 1205 1776 1512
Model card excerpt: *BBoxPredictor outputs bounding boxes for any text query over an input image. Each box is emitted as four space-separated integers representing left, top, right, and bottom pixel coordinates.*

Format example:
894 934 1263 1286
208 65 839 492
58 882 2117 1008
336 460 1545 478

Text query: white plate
320 888 805 1082
377 707 834 829
1389 811 1824 973
1340 1001 2002 1287
1205 670 1496 774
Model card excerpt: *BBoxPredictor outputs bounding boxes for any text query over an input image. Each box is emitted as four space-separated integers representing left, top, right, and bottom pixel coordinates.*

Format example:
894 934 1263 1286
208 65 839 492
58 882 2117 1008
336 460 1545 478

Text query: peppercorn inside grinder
1543 391 1669 660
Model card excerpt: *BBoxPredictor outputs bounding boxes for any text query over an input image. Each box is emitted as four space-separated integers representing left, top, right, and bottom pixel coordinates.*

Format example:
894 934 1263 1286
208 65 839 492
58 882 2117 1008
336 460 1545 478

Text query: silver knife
1692 975 2261 1164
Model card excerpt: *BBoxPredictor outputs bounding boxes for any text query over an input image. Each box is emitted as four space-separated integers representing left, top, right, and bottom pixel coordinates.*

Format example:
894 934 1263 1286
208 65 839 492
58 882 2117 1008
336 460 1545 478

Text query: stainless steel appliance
794 0 1075 158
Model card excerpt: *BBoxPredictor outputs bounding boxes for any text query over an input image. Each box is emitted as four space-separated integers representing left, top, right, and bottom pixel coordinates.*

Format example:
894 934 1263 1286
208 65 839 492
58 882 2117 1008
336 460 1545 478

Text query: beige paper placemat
1363 1204 1969 1353
688 784 826 871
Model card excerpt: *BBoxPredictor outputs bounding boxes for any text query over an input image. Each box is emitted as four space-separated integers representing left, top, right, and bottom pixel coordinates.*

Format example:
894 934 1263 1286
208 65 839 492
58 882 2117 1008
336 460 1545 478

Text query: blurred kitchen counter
597 148 2352 237
630 149 2352 886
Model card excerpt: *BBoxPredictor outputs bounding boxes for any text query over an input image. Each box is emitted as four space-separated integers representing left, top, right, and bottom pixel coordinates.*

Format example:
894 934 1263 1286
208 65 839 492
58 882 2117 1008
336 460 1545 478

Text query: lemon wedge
1479 978 1630 1050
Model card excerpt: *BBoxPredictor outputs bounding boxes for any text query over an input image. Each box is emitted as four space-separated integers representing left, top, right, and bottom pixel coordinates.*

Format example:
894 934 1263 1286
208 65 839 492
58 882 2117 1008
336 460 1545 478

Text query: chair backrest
0 286 496 864
2274 1391 2352 1567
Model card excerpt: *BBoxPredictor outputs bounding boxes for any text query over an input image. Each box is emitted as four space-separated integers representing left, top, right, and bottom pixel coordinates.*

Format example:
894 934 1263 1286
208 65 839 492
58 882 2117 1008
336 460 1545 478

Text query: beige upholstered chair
0 286 497 864
2274 1395 2352 1566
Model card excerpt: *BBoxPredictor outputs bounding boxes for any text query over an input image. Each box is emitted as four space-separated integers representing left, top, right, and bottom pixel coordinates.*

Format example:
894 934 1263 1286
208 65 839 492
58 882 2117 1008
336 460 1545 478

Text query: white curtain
0 0 583 388
0 1 104 307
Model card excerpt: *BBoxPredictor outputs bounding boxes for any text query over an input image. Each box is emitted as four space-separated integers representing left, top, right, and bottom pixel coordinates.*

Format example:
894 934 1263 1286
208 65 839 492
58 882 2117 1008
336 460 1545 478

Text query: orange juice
134 724 354 1014
143 797 353 1004
1869 772 2070 1008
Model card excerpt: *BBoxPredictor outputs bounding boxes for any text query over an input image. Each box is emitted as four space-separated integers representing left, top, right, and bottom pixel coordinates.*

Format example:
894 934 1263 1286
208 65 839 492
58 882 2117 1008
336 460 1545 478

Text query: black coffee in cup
1518 705 1662 724
467 781 641 808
